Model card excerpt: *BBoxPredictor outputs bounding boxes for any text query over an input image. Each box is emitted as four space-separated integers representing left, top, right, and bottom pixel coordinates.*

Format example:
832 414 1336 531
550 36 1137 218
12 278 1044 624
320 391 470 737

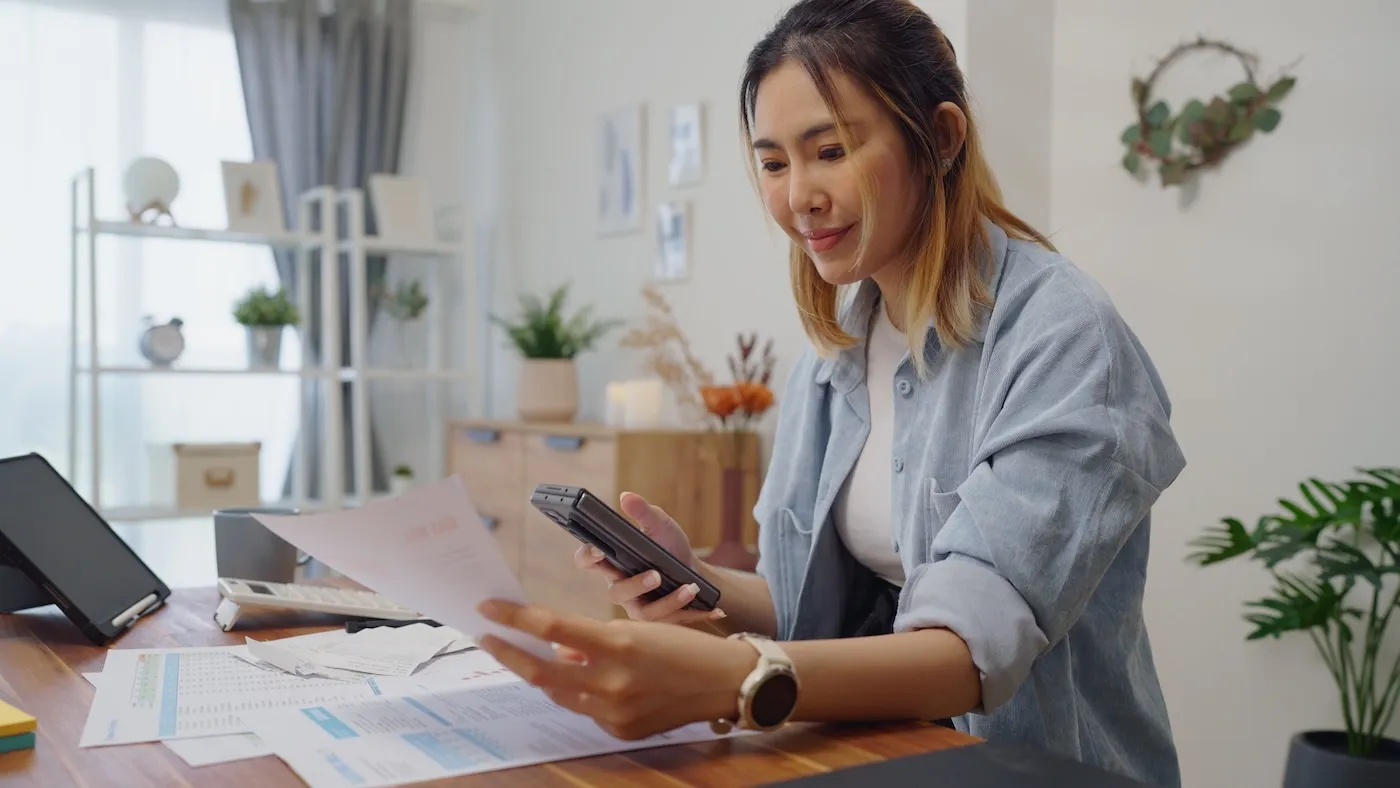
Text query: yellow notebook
0 699 36 737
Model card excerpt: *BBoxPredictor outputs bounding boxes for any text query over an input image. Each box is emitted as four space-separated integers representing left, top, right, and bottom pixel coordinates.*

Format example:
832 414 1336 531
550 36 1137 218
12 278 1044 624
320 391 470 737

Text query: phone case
529 484 721 612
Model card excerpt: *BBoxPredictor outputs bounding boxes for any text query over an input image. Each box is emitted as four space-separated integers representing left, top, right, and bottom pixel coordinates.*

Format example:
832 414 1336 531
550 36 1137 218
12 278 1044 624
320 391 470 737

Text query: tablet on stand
0 453 170 645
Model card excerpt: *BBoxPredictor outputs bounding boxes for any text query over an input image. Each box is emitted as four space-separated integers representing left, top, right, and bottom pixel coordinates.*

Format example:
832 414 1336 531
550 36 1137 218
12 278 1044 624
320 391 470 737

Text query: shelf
88 220 316 248
77 365 325 377
342 368 475 381
359 236 462 256
102 494 394 522
76 366 472 381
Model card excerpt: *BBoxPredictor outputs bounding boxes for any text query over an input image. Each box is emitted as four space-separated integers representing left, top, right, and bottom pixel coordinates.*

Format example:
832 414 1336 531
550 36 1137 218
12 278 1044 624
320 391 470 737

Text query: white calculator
213 577 421 631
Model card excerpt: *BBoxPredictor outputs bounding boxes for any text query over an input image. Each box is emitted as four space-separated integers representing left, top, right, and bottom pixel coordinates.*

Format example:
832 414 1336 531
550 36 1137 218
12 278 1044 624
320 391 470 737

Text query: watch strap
711 632 798 733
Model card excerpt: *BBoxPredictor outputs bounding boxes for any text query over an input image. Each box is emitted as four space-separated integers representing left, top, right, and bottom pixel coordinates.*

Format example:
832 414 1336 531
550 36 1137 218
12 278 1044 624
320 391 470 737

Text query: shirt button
893 457 904 473
896 379 913 397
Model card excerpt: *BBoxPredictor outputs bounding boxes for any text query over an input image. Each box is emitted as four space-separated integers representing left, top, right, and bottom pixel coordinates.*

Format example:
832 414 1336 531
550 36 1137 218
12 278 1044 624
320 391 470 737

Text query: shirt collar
815 218 1009 393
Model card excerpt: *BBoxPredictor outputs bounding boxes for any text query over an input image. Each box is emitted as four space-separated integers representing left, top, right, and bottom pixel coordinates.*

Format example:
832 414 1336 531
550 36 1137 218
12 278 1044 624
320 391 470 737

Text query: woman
475 1 1185 785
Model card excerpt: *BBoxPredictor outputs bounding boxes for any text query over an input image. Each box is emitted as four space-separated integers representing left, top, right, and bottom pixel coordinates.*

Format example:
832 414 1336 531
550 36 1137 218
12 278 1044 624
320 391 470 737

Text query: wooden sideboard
446 419 762 621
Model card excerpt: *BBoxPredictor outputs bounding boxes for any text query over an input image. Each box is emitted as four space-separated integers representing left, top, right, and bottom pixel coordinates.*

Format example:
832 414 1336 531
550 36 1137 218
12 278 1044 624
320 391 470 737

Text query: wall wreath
1121 36 1298 188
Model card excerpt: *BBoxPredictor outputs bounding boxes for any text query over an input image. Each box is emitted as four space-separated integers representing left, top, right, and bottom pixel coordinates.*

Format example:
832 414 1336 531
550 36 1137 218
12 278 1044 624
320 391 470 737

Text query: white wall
1050 1 1400 785
964 0 1054 231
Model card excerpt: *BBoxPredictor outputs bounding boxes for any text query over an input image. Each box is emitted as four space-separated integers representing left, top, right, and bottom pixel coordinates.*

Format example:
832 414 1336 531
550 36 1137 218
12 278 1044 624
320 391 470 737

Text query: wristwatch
710 633 800 734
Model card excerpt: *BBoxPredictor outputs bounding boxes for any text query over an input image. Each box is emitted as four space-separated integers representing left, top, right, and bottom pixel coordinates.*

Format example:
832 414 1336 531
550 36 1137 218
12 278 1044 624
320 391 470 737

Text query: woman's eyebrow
752 121 842 150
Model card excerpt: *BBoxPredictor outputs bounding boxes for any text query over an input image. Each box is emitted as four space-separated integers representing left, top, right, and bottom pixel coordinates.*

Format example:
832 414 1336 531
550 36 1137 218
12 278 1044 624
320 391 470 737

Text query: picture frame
597 105 645 235
668 103 704 187
654 200 690 282
220 160 286 234
368 174 435 245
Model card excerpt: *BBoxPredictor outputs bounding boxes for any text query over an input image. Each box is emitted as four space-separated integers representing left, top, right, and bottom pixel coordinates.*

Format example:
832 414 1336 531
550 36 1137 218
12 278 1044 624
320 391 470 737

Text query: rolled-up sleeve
893 276 1185 714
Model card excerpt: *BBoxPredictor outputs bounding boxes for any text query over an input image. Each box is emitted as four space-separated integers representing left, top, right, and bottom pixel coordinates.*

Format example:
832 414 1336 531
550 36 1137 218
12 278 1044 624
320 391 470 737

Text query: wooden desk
0 587 979 787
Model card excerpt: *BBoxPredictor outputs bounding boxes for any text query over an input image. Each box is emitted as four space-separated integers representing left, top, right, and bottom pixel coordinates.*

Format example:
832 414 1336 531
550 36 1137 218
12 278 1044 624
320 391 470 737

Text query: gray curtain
228 0 413 500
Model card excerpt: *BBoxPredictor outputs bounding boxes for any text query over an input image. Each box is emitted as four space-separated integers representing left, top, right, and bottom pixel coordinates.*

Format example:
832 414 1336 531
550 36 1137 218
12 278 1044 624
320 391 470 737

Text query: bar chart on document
80 647 383 747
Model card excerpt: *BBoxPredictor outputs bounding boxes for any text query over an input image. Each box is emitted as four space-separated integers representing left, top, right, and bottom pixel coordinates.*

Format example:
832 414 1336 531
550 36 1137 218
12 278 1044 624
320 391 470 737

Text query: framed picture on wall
668 103 703 187
597 105 645 235
654 200 689 281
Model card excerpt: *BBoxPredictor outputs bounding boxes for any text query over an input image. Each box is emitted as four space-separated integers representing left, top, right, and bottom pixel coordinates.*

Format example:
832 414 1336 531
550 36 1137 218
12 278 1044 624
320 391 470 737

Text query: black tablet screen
0 454 165 629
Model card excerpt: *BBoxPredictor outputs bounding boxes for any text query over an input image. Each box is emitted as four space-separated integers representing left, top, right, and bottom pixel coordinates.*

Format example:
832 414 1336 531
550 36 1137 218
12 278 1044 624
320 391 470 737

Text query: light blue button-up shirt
754 221 1186 787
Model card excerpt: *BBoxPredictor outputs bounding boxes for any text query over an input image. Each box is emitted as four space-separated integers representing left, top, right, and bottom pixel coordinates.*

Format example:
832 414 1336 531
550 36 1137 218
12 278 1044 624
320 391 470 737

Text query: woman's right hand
574 491 726 625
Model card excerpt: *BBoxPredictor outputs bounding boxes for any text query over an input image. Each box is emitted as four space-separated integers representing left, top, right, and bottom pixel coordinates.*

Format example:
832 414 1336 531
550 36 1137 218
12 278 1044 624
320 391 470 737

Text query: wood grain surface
0 587 978 787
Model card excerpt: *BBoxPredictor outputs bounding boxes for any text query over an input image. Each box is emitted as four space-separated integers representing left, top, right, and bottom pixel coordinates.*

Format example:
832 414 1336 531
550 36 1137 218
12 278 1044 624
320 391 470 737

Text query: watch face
750 672 799 728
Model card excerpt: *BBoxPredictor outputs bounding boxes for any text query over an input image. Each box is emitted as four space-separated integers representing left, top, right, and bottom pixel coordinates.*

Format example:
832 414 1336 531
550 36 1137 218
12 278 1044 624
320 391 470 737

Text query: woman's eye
761 160 786 173
818 145 845 161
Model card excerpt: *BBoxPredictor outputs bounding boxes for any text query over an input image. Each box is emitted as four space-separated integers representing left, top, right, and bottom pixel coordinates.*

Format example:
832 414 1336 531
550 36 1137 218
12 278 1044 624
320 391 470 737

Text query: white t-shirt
833 304 907 587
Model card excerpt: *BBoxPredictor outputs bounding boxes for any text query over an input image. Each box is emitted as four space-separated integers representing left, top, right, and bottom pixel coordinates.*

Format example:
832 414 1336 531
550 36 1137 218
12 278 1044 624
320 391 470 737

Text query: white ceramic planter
517 358 578 422
245 325 284 369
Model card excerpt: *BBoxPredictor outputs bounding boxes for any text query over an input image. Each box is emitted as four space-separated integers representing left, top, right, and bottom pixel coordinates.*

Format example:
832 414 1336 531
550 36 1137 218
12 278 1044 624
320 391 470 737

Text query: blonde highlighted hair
739 0 1053 373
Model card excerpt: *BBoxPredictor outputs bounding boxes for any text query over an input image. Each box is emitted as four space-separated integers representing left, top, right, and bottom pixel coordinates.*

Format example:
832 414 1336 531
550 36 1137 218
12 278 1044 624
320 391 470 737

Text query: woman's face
751 61 923 286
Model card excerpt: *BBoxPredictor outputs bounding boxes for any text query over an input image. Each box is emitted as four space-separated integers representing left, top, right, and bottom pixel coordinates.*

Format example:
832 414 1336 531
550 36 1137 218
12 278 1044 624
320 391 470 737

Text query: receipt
251 477 553 661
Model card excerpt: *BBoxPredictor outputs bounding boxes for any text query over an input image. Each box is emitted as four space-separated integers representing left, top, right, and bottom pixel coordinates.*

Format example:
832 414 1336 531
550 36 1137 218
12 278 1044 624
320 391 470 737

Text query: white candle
623 379 663 429
605 381 628 427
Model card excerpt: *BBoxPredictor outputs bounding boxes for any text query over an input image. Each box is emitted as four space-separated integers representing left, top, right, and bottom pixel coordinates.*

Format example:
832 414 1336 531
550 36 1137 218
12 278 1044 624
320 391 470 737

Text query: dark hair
739 0 1051 366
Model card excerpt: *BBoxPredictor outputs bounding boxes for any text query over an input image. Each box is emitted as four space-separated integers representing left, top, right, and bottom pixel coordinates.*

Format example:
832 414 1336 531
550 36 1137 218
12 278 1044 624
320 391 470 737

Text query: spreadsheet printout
242 681 748 788
78 646 384 747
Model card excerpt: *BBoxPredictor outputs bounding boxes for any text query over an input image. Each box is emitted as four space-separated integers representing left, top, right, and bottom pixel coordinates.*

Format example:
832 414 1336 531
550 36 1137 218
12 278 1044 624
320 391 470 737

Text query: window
1 0 299 526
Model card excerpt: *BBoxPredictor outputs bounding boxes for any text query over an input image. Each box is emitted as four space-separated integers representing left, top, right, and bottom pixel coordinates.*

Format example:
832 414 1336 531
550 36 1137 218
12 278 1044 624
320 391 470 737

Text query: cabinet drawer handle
464 428 500 444
481 516 499 532
543 435 584 452
204 467 236 488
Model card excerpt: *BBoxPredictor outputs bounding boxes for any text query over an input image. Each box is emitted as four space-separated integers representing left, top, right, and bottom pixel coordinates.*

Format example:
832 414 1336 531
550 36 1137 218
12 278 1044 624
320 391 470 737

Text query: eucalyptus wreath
1121 37 1298 187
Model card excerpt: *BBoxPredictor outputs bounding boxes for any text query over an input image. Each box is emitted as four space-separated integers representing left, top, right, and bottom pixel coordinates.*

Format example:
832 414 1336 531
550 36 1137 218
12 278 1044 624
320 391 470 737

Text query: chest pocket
921 477 963 560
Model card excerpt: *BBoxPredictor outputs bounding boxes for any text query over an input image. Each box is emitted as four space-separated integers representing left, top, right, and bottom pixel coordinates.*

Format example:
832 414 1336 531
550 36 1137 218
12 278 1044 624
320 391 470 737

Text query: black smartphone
529 484 720 612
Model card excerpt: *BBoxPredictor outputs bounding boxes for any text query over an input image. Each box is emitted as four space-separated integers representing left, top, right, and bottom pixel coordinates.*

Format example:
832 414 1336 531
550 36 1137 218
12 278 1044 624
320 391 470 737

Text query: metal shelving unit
68 166 476 521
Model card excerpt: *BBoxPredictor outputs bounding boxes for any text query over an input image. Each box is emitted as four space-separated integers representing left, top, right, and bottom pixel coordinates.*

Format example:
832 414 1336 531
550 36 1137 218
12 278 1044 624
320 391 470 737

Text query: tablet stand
0 563 55 614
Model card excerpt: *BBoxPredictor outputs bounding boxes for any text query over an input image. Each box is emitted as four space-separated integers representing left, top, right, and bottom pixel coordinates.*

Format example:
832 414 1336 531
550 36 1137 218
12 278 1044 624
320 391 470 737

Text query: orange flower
735 381 774 415
701 385 742 419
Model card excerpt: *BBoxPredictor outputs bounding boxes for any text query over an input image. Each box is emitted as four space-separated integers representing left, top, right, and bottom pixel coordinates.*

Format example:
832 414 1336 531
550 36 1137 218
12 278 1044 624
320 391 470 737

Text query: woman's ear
932 101 967 165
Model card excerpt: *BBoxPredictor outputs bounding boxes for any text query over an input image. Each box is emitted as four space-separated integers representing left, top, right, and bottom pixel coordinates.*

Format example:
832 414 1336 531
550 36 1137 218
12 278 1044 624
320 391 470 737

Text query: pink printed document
252 477 553 661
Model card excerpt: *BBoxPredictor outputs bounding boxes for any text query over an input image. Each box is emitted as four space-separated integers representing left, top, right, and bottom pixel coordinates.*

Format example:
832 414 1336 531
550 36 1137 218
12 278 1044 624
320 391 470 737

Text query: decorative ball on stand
123 156 181 225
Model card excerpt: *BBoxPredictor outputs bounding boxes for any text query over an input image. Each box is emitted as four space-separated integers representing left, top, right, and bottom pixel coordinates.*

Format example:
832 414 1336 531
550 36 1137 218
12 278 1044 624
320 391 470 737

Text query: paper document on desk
78 646 386 747
251 476 552 661
246 623 460 679
242 681 745 788
79 646 519 766
82 670 275 765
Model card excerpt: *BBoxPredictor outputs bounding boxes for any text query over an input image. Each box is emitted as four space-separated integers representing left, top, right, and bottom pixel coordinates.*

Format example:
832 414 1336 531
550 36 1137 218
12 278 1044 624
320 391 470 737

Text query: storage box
148 442 262 511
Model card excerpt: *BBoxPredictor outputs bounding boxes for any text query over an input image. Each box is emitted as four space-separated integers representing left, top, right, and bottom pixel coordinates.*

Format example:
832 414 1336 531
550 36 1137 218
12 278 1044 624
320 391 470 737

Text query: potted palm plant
1188 467 1400 787
233 286 300 370
489 284 620 422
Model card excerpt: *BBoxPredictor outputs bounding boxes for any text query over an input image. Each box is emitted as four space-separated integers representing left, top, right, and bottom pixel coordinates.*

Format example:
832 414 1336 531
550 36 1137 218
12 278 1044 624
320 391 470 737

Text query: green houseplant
233 286 300 370
390 463 414 496
1188 467 1400 787
489 284 620 422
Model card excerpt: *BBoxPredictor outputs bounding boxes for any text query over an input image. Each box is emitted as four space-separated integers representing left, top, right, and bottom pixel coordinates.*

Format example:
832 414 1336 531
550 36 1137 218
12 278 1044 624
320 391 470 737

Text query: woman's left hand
476 599 757 740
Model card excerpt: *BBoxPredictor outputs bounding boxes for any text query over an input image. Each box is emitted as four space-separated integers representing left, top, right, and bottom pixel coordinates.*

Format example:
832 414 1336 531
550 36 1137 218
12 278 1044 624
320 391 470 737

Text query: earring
940 156 954 171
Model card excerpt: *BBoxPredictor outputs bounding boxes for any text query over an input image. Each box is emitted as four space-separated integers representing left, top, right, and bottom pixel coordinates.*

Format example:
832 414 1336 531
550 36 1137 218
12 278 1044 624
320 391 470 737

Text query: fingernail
589 547 604 561
680 583 698 602
643 571 660 589
708 609 727 620
477 601 500 618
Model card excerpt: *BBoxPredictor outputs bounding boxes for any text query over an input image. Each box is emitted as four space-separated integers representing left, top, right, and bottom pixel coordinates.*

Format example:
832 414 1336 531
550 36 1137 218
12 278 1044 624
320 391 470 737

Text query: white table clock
139 316 185 367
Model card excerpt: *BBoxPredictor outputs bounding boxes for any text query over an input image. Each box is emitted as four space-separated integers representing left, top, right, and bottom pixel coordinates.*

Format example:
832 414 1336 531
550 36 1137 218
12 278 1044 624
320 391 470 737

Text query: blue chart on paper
402 728 509 769
302 707 360 740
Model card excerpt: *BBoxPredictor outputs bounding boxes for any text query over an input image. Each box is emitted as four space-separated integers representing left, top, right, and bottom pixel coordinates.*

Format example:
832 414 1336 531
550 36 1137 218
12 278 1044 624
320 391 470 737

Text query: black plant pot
1282 730 1400 788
